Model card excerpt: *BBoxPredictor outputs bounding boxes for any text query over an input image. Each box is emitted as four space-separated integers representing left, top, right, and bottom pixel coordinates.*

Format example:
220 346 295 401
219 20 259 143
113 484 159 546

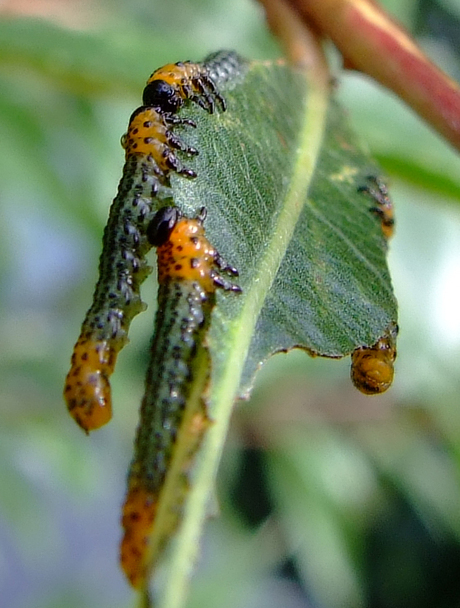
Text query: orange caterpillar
351 324 398 395
120 206 240 588
151 206 240 291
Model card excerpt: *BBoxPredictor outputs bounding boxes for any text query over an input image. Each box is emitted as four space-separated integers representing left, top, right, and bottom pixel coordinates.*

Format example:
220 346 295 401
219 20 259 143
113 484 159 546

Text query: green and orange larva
350 324 398 395
149 206 241 291
63 158 155 433
142 50 245 115
120 206 240 588
358 175 395 239
64 113 197 433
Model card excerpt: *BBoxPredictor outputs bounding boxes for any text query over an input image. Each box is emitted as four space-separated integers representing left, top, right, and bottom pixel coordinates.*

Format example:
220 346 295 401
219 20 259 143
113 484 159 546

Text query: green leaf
147 57 397 607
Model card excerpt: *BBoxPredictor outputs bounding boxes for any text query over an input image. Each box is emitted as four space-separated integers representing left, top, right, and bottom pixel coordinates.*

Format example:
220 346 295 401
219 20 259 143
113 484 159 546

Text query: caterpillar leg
162 148 197 178
163 114 197 129
192 74 227 112
164 129 198 156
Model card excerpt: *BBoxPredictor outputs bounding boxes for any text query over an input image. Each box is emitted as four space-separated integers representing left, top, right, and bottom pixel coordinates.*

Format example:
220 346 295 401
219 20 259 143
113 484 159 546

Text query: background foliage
0 1 459 607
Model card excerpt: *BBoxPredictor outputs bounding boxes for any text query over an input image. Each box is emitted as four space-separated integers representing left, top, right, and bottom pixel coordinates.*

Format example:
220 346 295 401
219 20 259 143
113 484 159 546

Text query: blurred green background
1 1 460 607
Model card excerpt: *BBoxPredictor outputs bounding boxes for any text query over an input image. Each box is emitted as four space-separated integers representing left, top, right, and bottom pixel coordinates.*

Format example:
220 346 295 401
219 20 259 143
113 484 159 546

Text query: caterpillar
358 175 395 239
120 206 241 588
350 324 398 395
142 53 240 115
64 110 198 433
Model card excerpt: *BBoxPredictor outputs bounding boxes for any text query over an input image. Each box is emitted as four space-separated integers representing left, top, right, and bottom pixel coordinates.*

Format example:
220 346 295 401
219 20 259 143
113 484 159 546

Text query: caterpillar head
143 80 183 114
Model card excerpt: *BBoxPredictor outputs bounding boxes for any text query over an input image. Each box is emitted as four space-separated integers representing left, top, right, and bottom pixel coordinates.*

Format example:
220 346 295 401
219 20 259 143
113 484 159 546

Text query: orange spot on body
156 218 217 292
64 338 116 432
120 485 157 589
189 411 210 435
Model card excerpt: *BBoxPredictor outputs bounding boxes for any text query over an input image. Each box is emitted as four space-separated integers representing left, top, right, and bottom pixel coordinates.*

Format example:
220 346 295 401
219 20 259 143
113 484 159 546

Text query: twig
265 0 460 151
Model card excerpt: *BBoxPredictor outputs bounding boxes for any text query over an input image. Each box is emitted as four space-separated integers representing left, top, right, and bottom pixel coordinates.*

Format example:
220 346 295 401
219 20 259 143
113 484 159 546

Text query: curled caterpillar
64 111 197 433
120 206 240 588
358 175 395 239
142 60 227 115
351 324 398 395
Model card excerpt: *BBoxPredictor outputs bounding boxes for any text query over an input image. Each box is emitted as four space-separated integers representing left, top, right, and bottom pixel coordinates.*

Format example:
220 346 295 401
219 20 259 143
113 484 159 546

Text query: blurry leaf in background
0 1 459 608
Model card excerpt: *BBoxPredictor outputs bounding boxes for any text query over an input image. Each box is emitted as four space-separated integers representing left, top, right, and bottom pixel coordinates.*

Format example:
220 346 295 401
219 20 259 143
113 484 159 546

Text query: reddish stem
282 0 460 151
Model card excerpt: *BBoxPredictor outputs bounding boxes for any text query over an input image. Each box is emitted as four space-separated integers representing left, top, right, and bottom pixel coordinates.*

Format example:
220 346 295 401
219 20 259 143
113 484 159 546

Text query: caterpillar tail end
350 329 397 395
64 338 116 433
351 351 394 395
120 485 157 589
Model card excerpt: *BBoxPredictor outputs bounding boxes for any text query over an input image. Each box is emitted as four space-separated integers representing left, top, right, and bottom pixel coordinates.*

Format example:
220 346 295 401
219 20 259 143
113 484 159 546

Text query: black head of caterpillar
146 205 180 247
142 60 227 115
350 323 398 395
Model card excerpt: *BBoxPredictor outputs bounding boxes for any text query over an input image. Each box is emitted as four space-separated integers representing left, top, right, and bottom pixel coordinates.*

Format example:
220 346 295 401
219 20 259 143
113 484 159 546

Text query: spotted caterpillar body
122 107 198 178
64 153 165 432
120 206 241 588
